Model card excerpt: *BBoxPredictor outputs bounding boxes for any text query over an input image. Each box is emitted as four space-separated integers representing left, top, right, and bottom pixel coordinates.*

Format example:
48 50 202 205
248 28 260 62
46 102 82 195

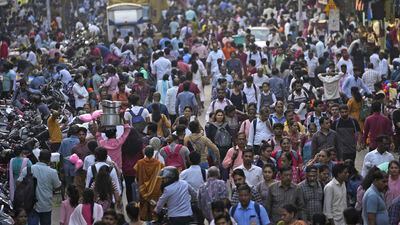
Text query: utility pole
298 0 303 35
46 0 51 31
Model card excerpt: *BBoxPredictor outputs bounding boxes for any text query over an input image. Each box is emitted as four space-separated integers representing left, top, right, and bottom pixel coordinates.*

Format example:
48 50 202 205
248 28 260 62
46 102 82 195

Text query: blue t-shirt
362 185 389 225
3 70 16 92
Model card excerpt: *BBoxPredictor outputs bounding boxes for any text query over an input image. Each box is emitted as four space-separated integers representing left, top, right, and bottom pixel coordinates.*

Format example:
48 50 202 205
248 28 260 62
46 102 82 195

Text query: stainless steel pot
100 100 122 126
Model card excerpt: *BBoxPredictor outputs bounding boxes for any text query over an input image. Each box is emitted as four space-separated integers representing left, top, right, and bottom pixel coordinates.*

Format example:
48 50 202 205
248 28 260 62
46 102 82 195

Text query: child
302 123 317 164
60 185 80 225
257 82 277 112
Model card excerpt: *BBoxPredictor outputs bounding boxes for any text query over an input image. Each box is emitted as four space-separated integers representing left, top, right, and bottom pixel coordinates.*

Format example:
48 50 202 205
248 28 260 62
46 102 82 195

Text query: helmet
159 166 179 182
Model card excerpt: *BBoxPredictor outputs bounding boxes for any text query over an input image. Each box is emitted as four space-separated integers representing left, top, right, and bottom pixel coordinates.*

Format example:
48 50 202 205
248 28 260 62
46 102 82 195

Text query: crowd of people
2 0 400 225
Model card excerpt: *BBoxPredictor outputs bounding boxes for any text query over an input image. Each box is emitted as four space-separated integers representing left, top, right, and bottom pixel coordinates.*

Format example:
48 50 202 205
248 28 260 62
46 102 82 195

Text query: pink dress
386 176 400 206
60 199 75 225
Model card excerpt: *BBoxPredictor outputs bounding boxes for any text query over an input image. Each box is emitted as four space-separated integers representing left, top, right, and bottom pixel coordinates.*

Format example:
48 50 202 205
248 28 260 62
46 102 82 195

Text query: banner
328 9 340 32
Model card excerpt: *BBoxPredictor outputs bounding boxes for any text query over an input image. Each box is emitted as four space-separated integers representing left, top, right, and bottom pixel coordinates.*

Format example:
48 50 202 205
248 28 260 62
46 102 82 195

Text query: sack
13 166 37 213
164 145 185 169
360 101 370 121
214 125 232 147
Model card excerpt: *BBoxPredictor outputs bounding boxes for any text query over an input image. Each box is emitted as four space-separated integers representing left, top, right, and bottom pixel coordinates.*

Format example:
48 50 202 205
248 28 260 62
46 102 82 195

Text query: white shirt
165 86 179 115
153 56 172 80
85 161 121 194
370 53 380 70
316 41 325 58
207 50 225 75
362 69 381 91
378 58 388 77
247 51 266 68
305 56 319 77
337 58 354 76
124 106 150 125
247 118 273 146
72 83 89 108
318 73 343 100
26 51 37 66
83 154 112 171
243 83 259 104
180 165 206 192
236 164 263 187
361 149 394 177
59 69 72 85
205 98 232 122
252 74 270 89
323 178 347 224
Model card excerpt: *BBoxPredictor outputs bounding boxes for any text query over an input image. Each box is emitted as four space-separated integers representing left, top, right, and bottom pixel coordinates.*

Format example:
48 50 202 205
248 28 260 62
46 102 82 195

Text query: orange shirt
222 46 236 60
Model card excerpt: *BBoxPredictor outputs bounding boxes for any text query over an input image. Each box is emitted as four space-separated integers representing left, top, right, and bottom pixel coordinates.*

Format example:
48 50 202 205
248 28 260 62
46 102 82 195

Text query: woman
60 185 80 225
91 165 122 211
347 86 363 130
302 123 317 164
277 152 304 183
70 188 104 225
256 163 276 209
224 105 241 141
111 81 129 114
184 120 220 169
385 160 400 207
121 128 144 203
156 74 171 104
205 109 233 162
306 149 335 176
126 202 144 225
272 137 303 170
277 204 307 225
172 106 197 131
151 103 171 138
190 58 206 105
355 166 381 210
9 146 32 201
288 122 306 153
344 159 363 207
101 66 120 96
255 141 277 168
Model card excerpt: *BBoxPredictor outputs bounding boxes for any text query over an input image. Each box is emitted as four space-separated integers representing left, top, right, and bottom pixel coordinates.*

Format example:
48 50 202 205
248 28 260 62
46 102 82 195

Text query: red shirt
362 112 393 149
178 81 200 95
0 41 8 59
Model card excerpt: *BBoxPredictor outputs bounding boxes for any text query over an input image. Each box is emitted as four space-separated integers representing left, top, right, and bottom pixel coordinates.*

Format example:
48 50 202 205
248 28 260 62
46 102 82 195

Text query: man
247 107 273 155
230 184 270 225
362 102 393 150
160 134 190 171
299 165 324 223
176 81 198 116
222 132 246 172
213 66 234 89
235 149 263 187
134 145 164 221
305 100 327 131
155 166 196 225
18 150 61 225
146 92 169 117
378 51 389 79
153 51 172 81
305 51 319 79
247 45 266 68
361 135 395 177
266 166 304 223
288 80 309 121
207 42 225 77
71 127 90 194
323 163 349 225
205 88 232 122
124 94 150 133
342 66 372 99
389 196 400 225
131 72 151 105
85 147 121 193
331 105 361 161
311 117 338 158
226 51 244 80
252 68 270 89
243 76 259 105
231 168 263 206
47 109 62 152
269 69 286 100
362 170 389 225
198 166 228 223
362 63 381 92
337 50 354 76
165 77 179 122
316 35 325 58
58 125 80 198
318 67 343 102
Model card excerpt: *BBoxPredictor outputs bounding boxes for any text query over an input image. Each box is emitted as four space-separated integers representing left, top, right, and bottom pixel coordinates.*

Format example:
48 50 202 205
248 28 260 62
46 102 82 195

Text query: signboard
318 0 328 4
328 9 340 32
324 0 337 15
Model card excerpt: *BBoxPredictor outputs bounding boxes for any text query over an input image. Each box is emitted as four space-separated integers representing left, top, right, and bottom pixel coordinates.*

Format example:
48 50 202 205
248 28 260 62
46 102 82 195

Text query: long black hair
121 128 143 157
94 165 114 201
67 185 80 208
351 87 362 102
151 103 162 123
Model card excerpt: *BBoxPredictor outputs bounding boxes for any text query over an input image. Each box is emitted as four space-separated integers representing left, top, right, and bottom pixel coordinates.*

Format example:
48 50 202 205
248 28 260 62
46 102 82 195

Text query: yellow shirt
47 115 62 143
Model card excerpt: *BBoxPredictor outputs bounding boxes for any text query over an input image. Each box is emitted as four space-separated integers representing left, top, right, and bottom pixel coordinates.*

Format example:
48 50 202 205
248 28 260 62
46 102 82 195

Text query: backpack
13 166 37 213
359 101 370 121
89 164 112 188
334 118 357 132
164 144 185 169
211 99 231 112
252 118 273 144
302 85 316 100
214 125 232 147
129 108 147 132
231 202 262 225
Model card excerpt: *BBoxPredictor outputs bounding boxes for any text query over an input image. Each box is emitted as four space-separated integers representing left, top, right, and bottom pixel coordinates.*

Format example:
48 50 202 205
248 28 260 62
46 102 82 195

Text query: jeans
168 216 192 225
28 210 52 225
124 175 136 203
